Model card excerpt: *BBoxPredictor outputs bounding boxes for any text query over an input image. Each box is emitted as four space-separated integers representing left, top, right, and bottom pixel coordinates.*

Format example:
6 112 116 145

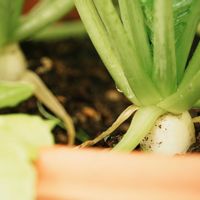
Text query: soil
0 38 131 147
0 37 200 152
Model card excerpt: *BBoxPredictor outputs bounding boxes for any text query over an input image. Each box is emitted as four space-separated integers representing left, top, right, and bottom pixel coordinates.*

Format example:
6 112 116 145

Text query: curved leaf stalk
113 106 165 152
78 105 138 148
20 70 76 145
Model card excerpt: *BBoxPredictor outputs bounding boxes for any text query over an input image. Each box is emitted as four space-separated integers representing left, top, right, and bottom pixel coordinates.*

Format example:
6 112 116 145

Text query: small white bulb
0 44 27 81
140 111 195 155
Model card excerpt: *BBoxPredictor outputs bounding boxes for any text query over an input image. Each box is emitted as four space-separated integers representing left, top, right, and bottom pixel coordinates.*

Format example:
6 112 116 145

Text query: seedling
75 0 200 155
0 0 85 144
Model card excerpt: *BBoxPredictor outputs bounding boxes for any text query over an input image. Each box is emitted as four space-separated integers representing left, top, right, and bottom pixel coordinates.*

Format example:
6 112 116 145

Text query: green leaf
0 136 35 200
0 114 56 159
140 0 193 44
173 0 193 43
0 0 24 46
0 158 36 200
0 114 57 200
0 82 34 108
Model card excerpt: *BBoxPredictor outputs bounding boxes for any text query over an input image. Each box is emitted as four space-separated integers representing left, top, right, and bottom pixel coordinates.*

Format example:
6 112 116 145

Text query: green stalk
158 40 200 113
21 0 49 20
176 0 200 83
113 106 165 152
153 0 177 97
158 73 200 114
74 0 140 105
118 0 153 76
197 23 200 36
32 21 86 41
14 0 74 41
179 42 200 89
94 0 162 105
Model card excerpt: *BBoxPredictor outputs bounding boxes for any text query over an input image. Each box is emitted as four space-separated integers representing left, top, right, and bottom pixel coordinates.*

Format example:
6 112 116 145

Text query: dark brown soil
0 37 200 152
0 38 131 147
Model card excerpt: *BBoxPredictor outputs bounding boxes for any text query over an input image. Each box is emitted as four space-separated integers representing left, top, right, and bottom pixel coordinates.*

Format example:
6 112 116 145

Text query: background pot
36 147 200 200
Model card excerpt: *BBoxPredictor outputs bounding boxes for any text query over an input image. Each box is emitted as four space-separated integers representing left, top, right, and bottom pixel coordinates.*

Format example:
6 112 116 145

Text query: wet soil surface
0 38 200 152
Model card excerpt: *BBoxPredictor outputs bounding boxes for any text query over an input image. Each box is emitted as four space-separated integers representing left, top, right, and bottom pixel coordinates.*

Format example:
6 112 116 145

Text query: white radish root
140 111 196 155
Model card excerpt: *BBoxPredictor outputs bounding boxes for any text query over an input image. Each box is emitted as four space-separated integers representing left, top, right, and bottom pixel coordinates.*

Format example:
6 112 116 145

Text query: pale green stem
153 0 177 97
14 0 74 41
79 105 138 148
179 42 200 90
118 0 153 76
197 23 200 36
94 0 162 105
32 21 86 41
158 40 200 113
158 70 200 114
20 70 76 145
176 0 200 83
113 106 165 152
74 0 140 105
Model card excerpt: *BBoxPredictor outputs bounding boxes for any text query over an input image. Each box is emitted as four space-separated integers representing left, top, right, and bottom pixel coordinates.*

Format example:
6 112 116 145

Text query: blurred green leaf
76 129 90 142
0 114 57 200
0 114 56 159
0 0 24 46
0 136 35 200
0 82 34 108
140 0 193 43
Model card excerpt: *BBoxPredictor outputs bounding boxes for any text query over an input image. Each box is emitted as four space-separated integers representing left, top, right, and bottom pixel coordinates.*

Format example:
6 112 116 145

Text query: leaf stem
74 0 140 105
20 70 76 145
79 105 138 148
176 0 200 83
14 0 74 41
32 21 86 41
158 41 200 113
113 106 165 152
118 0 153 76
153 0 177 97
94 0 161 105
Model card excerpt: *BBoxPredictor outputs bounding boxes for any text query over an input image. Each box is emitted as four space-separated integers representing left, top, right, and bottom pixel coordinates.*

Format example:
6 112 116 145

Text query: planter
36 146 200 200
